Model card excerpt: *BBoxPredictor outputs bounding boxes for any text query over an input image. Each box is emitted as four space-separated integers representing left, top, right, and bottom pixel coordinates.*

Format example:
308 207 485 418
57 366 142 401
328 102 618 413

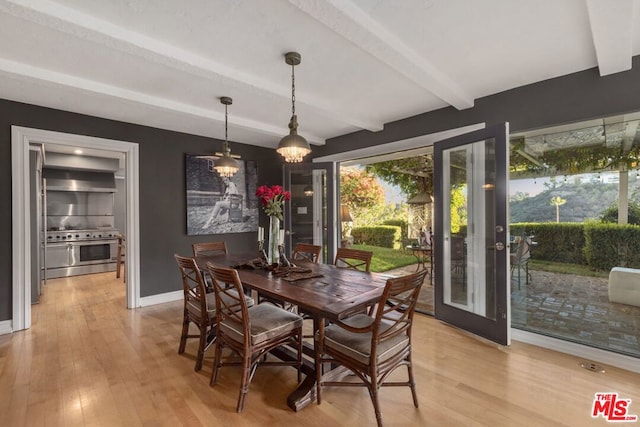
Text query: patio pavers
386 264 640 358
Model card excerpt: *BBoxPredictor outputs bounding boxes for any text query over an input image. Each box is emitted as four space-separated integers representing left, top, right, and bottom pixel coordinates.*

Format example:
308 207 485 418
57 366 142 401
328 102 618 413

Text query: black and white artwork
186 154 259 236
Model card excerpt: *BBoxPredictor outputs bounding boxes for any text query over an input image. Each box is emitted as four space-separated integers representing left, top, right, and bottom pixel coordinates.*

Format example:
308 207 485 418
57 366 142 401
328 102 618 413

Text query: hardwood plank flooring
1 272 639 426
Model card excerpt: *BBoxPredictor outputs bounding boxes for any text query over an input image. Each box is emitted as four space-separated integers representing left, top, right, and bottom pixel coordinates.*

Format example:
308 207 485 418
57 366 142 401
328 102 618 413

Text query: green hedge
583 221 640 270
352 225 401 249
510 222 585 264
511 221 640 270
382 219 408 242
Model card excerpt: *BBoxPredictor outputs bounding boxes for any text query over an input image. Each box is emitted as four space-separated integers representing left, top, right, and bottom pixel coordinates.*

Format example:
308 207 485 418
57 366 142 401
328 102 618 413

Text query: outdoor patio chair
510 236 532 289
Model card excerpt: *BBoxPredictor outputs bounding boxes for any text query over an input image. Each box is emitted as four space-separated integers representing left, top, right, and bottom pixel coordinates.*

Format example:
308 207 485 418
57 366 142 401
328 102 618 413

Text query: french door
434 123 510 345
283 163 336 264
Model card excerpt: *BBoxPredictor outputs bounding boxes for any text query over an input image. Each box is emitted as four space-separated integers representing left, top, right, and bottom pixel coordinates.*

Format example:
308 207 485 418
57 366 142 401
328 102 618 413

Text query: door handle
495 242 505 251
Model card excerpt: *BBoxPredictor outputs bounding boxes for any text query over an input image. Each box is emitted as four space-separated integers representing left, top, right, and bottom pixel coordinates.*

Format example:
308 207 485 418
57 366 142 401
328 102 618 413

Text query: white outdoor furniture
608 267 640 307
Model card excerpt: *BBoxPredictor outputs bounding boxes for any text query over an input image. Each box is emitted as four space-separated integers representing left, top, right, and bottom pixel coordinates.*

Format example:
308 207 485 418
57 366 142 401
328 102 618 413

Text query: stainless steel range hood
44 169 116 192
43 152 118 192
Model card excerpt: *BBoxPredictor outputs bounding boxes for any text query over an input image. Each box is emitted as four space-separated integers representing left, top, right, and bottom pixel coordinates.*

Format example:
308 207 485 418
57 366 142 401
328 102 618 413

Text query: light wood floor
1 273 639 426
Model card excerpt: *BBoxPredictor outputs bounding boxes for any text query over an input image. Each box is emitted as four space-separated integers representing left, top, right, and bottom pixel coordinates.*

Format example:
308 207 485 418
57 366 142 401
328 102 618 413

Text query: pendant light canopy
213 96 239 178
277 52 311 163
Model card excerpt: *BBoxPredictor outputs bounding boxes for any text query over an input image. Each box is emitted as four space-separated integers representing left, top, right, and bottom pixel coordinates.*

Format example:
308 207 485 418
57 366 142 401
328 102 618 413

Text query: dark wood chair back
173 254 214 371
292 243 322 264
334 247 373 272
192 241 228 257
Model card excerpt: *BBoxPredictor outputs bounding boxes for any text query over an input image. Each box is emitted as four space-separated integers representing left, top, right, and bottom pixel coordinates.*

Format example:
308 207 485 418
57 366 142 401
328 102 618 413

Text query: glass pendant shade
213 149 239 178
277 115 311 163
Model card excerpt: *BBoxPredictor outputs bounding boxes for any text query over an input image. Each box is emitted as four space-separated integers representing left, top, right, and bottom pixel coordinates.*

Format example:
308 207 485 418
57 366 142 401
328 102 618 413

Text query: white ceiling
1 0 639 151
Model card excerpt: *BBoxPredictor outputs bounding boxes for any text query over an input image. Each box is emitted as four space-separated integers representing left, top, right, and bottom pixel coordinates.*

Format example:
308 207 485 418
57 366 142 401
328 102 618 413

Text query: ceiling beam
288 0 474 110
0 57 327 144
0 0 379 136
586 0 635 76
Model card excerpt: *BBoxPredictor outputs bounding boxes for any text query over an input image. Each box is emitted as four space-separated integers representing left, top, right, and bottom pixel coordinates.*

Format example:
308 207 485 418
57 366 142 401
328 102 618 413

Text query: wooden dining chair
193 241 229 291
174 254 217 371
116 234 125 281
206 265 303 413
291 242 322 263
192 241 228 257
315 268 428 427
334 247 373 272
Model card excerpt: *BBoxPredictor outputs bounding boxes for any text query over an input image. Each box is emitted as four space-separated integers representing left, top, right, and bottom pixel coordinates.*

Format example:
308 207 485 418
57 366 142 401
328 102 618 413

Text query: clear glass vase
268 216 280 265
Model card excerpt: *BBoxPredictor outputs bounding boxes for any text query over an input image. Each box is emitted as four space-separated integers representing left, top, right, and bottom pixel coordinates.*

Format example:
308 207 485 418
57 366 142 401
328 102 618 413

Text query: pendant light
277 51 311 163
213 96 239 178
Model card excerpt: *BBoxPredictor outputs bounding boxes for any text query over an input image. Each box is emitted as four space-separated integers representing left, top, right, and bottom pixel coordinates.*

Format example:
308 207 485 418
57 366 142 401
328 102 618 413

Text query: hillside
509 176 640 223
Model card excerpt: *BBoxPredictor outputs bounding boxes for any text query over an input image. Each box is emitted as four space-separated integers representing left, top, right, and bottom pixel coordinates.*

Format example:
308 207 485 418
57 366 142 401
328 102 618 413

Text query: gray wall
0 99 283 320
4 57 640 321
315 56 640 158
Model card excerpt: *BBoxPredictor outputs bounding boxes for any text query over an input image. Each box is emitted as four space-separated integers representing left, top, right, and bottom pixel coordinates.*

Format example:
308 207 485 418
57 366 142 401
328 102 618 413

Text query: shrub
583 221 640 270
600 201 640 225
510 222 585 264
382 219 408 243
351 225 401 249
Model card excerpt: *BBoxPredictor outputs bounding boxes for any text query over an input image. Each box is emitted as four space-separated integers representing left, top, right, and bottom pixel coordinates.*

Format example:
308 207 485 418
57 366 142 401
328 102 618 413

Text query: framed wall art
185 154 259 236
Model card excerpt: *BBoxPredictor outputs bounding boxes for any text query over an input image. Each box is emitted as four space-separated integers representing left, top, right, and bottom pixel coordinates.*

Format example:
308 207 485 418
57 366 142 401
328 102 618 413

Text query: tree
450 186 467 233
365 158 432 199
550 196 567 222
340 167 385 226
600 201 640 225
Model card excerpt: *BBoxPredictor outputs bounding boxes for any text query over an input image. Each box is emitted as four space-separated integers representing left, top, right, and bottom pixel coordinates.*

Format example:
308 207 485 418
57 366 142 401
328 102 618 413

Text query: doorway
11 126 140 331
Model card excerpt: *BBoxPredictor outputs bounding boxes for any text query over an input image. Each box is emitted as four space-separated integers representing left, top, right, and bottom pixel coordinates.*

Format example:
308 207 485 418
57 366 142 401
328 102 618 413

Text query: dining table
195 252 391 411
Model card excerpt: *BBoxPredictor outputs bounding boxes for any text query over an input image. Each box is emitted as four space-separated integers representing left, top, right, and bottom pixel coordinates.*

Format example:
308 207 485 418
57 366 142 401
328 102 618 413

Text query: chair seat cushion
220 303 303 345
323 314 409 365
187 289 254 317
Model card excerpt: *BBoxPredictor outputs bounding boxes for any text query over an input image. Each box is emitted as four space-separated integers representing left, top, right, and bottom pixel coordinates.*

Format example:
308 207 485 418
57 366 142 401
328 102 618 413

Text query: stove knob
98 234 102 238
61 236 66 240
86 233 91 238
75 234 80 238
47 236 52 240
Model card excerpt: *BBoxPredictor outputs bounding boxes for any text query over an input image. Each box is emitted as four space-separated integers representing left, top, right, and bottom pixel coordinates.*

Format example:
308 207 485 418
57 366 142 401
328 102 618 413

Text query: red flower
255 185 291 219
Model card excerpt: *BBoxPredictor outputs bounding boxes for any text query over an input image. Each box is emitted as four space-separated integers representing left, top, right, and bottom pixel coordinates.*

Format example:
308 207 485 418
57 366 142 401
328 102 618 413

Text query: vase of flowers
256 185 291 265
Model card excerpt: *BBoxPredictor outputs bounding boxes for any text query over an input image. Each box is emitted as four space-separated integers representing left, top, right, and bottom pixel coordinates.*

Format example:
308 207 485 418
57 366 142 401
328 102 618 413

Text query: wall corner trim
0 320 13 335
139 290 183 307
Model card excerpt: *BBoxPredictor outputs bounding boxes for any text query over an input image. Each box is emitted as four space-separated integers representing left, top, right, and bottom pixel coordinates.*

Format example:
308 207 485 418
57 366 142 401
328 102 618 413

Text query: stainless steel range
44 228 120 279
42 166 120 279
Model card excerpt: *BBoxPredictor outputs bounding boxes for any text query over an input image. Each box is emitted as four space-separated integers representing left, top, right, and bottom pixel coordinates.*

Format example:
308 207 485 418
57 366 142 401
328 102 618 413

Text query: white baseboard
139 290 183 307
512 329 640 374
0 320 13 335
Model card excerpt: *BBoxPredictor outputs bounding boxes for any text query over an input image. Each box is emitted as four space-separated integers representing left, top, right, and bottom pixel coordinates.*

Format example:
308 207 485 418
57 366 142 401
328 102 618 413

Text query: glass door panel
434 123 510 345
284 163 335 263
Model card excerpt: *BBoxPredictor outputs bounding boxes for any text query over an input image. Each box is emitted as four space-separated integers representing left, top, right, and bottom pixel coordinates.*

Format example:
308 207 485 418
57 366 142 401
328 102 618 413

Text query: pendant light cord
291 62 296 116
224 101 229 151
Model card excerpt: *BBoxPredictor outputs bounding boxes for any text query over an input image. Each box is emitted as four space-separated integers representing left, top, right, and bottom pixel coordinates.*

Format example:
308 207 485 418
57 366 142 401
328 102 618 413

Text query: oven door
47 242 72 268
70 240 117 266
